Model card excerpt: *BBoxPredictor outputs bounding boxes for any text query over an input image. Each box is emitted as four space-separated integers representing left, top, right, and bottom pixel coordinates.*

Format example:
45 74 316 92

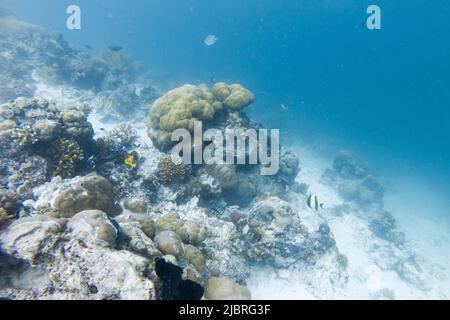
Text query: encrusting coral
203 276 251 300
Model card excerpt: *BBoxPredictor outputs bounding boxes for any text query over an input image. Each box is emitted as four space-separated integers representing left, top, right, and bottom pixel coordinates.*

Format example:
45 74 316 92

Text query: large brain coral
147 83 254 150
148 84 222 149
212 82 255 110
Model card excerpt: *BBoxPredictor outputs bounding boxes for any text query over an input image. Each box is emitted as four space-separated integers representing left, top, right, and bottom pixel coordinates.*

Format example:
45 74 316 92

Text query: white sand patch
248 145 450 299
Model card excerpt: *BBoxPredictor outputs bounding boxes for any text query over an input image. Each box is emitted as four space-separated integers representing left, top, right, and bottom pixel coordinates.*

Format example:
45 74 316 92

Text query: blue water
3 0 450 212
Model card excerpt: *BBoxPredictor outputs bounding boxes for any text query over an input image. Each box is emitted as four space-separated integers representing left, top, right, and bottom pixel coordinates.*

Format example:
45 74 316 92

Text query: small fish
108 44 123 52
124 152 138 170
85 44 92 50
281 103 289 112
104 98 119 112
307 194 324 211
99 128 105 131
210 76 218 84
204 34 218 46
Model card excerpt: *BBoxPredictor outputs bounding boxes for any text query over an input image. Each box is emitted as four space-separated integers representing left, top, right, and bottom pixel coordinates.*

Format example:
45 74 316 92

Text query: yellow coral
124 153 138 169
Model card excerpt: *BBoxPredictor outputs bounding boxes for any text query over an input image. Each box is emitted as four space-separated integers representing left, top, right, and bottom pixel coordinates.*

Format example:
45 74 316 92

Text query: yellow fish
124 153 138 169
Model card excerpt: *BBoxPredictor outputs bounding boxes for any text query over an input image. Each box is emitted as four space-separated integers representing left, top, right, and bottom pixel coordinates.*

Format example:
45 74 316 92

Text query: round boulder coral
147 83 254 149
148 84 222 148
204 277 251 300
183 244 206 276
155 213 204 245
51 173 120 218
68 210 117 247
154 230 185 258
122 197 148 213
209 164 238 190
212 83 255 110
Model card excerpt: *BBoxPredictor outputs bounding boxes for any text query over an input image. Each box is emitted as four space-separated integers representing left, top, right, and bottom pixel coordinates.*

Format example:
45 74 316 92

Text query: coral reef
278 150 300 184
147 83 254 150
0 187 22 229
155 213 205 245
211 82 255 110
33 173 120 218
208 164 238 190
0 214 155 299
68 210 118 247
203 277 251 300
322 151 384 207
0 98 96 199
154 230 185 258
243 197 335 267
115 214 160 258
369 211 405 246
1 12 437 301
157 155 191 184
122 197 148 213
0 16 39 102
50 138 84 178
99 85 140 118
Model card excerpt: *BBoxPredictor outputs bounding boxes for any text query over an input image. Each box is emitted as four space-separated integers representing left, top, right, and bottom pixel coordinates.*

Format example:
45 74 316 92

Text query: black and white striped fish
307 194 324 211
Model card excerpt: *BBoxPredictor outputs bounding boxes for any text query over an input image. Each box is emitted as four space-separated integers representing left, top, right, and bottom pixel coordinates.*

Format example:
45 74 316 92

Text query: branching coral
110 123 138 148
9 125 39 149
94 124 138 162
0 187 21 229
51 138 84 178
157 155 191 184
79 103 93 116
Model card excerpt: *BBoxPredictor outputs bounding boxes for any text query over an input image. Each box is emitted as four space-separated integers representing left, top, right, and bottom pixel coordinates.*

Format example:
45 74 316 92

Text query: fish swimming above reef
281 103 289 112
210 76 218 84
107 44 123 52
103 98 119 113
154 257 204 300
307 194 324 211
204 34 218 46
85 44 92 50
